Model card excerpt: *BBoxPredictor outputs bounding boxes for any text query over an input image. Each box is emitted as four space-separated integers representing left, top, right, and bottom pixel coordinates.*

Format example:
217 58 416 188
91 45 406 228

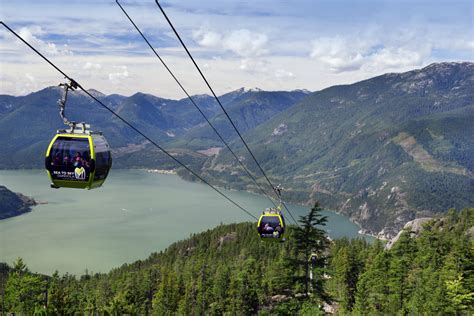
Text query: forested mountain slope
206 62 474 237
0 87 306 168
170 88 310 149
0 63 472 236
1 207 472 315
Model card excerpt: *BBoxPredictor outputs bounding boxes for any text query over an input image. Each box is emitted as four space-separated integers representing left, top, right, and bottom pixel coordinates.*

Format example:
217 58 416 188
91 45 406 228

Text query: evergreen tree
210 265 230 314
195 263 210 315
290 202 331 304
332 242 360 312
0 262 9 315
445 274 474 313
62 273 81 314
95 277 113 312
267 254 292 295
387 231 416 313
353 250 391 314
228 256 259 315
177 279 196 315
152 269 180 315
46 271 63 313
4 258 46 314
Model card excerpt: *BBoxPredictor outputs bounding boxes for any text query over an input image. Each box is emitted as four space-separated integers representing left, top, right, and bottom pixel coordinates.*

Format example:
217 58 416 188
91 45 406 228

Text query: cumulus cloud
193 27 274 78
370 47 425 69
222 29 268 57
1 1 470 97
108 66 129 84
195 30 222 47
193 28 268 57
310 37 369 72
17 26 72 56
310 34 431 73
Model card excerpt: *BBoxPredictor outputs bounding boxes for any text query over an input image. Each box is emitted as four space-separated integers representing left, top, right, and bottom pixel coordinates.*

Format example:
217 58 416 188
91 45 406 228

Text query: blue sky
1 0 473 98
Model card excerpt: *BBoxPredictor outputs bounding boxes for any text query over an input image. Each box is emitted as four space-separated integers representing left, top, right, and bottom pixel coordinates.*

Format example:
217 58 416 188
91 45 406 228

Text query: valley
1 62 473 238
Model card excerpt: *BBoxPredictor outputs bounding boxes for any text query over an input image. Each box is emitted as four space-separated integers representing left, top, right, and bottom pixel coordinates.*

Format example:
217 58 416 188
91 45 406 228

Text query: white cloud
25 73 35 83
17 26 72 56
239 58 269 73
194 28 268 58
194 29 222 47
108 66 129 84
83 62 102 70
430 37 474 52
223 29 268 57
370 47 425 69
194 27 274 79
310 37 368 73
274 69 295 80
310 34 431 73
16 73 39 95
0 1 471 98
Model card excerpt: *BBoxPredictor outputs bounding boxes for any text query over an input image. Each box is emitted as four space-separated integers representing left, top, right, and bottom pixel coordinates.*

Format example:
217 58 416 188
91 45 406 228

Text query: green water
0 169 370 275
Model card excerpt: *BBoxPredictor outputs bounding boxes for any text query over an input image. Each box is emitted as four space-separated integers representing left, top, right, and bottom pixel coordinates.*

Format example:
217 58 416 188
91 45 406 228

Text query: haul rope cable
1 21 257 220
0 21 258 221
153 1 300 226
116 0 279 210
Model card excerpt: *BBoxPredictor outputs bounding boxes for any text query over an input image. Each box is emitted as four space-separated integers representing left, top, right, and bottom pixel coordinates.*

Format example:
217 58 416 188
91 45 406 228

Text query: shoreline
358 229 388 241
0 168 378 276
142 168 377 240
143 168 176 175
0 168 377 240
0 187 39 220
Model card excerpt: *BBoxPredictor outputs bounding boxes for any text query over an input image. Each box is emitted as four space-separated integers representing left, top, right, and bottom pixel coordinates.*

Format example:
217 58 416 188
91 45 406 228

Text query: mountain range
0 62 472 237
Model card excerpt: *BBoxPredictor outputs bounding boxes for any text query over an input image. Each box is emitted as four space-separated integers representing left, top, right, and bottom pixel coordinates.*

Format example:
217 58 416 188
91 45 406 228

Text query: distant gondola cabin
257 210 285 241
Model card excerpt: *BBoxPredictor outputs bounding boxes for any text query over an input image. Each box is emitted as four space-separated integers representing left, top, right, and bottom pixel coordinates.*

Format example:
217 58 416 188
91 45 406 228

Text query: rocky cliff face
385 217 433 249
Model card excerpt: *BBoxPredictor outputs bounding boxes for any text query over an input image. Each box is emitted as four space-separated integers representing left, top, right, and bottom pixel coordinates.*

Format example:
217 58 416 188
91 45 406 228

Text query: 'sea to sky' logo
74 167 86 180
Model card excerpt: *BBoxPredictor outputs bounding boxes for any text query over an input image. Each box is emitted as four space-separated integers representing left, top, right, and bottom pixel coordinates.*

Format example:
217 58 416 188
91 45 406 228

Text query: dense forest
1 205 473 315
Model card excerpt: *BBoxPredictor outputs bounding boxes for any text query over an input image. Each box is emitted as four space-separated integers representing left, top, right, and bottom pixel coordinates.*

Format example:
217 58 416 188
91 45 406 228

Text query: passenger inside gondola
48 136 92 168
53 153 61 165
61 154 68 166
259 215 283 238
272 224 282 237
73 152 82 167
263 223 274 233
82 152 90 168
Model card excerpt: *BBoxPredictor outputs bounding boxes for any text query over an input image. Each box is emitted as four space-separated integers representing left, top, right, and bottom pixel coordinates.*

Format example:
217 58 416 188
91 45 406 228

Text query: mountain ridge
0 62 472 237
199 62 474 237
